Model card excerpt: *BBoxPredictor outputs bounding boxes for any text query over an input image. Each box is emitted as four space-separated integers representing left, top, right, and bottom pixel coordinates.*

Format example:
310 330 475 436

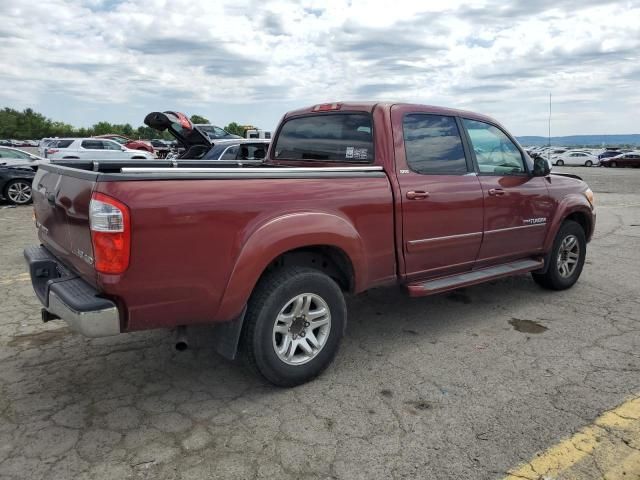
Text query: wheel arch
539 197 594 272
215 212 365 321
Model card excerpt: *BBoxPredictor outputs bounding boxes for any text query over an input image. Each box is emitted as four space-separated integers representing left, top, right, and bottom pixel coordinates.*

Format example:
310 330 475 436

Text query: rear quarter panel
96 175 395 331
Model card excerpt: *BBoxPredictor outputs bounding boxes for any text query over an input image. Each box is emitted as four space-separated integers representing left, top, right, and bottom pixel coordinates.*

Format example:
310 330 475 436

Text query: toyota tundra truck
24 104 595 386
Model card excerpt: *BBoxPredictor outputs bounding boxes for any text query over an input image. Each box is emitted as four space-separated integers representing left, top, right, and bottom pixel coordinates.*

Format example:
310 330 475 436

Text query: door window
102 140 122 150
402 114 468 174
81 140 103 150
462 119 525 174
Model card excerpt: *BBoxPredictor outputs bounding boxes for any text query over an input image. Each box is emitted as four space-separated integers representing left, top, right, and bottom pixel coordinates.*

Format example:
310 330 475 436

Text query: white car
554 151 599 167
0 146 46 167
47 138 154 161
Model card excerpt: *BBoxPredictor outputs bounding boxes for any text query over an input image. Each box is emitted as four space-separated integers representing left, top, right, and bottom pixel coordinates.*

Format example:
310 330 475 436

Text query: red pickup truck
25 103 595 386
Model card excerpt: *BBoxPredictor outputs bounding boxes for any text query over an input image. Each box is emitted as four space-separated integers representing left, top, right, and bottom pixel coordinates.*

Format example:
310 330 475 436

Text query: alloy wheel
272 293 331 365
7 181 32 204
557 234 580 278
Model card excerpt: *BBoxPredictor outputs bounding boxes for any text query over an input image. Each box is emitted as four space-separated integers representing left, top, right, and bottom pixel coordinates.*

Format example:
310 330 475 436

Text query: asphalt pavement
0 166 638 479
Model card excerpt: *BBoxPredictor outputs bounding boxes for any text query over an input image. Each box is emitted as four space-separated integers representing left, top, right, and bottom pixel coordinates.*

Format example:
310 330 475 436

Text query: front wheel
556 159 564 166
4 179 33 205
242 266 346 387
585 160 593 167
532 220 586 290
610 161 617 168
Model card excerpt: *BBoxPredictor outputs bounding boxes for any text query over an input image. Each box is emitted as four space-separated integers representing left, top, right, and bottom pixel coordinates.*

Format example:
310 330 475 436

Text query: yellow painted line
504 395 640 480
0 272 30 286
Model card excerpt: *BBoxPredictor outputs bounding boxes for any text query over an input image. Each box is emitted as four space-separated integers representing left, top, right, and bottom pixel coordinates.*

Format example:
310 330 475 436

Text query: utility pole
547 93 552 164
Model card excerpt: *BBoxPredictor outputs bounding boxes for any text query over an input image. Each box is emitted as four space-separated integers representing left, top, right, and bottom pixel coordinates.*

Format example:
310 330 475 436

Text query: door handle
406 190 429 200
488 188 505 196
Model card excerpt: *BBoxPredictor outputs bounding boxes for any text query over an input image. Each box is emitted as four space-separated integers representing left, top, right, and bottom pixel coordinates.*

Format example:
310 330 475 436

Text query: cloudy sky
1 0 638 135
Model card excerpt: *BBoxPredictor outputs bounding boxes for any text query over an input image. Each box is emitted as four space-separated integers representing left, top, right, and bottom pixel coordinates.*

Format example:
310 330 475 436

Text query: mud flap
211 307 246 360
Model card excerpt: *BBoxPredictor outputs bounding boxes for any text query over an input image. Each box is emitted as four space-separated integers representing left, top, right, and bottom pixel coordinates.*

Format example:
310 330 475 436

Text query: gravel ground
0 166 638 479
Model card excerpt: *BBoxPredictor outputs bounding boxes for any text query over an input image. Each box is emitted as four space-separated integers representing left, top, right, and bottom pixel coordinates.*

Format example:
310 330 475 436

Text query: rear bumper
24 245 120 337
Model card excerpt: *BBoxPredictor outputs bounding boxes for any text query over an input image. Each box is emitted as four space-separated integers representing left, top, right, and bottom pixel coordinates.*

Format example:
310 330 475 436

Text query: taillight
89 192 130 274
47 149 58 154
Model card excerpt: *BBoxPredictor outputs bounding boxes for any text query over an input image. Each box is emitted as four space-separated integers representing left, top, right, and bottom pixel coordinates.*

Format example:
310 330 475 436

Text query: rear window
273 113 373 162
54 140 73 148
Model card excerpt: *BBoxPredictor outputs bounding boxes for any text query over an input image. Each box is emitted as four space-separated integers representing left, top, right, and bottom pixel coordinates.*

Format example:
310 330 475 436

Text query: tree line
0 108 245 140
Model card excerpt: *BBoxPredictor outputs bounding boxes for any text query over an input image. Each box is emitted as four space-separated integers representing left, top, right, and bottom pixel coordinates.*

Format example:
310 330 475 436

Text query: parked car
1 165 35 205
0 146 46 167
200 139 270 160
600 152 640 168
554 151 599 167
46 138 154 161
39 138 62 157
25 103 595 387
194 124 241 140
598 149 622 160
95 135 154 154
148 139 172 158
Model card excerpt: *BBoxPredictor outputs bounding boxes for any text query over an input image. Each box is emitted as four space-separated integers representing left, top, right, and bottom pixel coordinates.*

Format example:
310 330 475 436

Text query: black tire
4 179 33 205
532 220 586 290
131 156 147 159
585 160 593 167
556 160 564 166
242 266 346 387
610 161 617 168
62 156 79 159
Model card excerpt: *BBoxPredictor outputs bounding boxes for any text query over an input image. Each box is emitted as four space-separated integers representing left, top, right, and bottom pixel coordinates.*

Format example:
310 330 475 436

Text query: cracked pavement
0 166 639 479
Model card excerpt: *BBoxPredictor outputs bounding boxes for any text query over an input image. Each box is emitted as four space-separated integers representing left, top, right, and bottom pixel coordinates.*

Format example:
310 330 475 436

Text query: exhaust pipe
175 326 188 351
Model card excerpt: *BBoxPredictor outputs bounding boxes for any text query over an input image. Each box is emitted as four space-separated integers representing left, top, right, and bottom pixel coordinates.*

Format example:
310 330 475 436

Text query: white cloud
0 0 638 134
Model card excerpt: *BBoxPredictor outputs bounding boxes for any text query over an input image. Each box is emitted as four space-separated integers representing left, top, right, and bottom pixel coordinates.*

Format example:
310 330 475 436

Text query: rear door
32 165 98 283
461 118 553 266
80 139 107 159
392 106 484 280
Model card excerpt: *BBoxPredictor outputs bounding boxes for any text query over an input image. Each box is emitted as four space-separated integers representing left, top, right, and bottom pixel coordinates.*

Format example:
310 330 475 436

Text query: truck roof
283 102 500 126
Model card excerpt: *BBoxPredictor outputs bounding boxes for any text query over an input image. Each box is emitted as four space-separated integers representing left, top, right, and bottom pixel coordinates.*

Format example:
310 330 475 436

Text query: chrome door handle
488 188 505 196
406 190 429 200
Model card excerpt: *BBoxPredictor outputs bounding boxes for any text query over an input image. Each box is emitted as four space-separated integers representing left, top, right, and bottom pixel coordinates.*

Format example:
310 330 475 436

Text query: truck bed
32 161 396 333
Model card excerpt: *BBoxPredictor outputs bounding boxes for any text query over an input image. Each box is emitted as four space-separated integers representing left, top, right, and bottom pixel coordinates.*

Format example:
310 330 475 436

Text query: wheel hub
272 293 332 365
557 234 580 278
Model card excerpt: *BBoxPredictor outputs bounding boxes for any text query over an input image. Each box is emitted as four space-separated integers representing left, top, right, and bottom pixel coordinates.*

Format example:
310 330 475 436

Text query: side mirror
532 155 550 177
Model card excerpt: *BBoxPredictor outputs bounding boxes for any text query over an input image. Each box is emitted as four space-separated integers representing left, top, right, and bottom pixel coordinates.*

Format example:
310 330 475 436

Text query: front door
461 118 554 266
392 107 484 281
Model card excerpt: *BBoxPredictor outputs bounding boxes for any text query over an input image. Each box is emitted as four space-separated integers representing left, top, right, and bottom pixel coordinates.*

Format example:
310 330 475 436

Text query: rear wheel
4 179 32 205
242 266 346 387
532 220 586 290
556 159 564 166
585 160 593 167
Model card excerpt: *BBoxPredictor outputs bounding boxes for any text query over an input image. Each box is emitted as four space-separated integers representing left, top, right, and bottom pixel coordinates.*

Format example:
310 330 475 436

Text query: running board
406 259 544 297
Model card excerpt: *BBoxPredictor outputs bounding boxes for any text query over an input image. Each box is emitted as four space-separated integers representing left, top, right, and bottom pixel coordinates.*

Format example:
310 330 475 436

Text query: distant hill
516 134 640 147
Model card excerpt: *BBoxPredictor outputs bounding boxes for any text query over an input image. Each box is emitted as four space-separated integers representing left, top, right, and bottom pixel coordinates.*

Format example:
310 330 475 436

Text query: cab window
462 119 525 175
402 114 468 174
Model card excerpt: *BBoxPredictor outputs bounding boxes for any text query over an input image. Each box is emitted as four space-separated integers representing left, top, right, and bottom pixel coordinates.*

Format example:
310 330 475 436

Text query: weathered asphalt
0 166 638 479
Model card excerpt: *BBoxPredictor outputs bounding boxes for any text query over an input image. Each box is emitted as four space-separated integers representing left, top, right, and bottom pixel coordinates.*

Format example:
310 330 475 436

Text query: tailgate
32 164 98 285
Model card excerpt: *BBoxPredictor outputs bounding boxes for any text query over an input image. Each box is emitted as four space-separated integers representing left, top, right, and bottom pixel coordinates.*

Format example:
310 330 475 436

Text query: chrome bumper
24 245 121 337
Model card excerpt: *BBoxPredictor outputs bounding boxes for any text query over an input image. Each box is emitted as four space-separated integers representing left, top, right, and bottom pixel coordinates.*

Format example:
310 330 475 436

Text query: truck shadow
7 273 557 401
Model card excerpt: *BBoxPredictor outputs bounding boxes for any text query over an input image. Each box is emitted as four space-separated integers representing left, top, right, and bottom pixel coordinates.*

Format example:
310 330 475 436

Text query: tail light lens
47 149 58 154
89 193 130 274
